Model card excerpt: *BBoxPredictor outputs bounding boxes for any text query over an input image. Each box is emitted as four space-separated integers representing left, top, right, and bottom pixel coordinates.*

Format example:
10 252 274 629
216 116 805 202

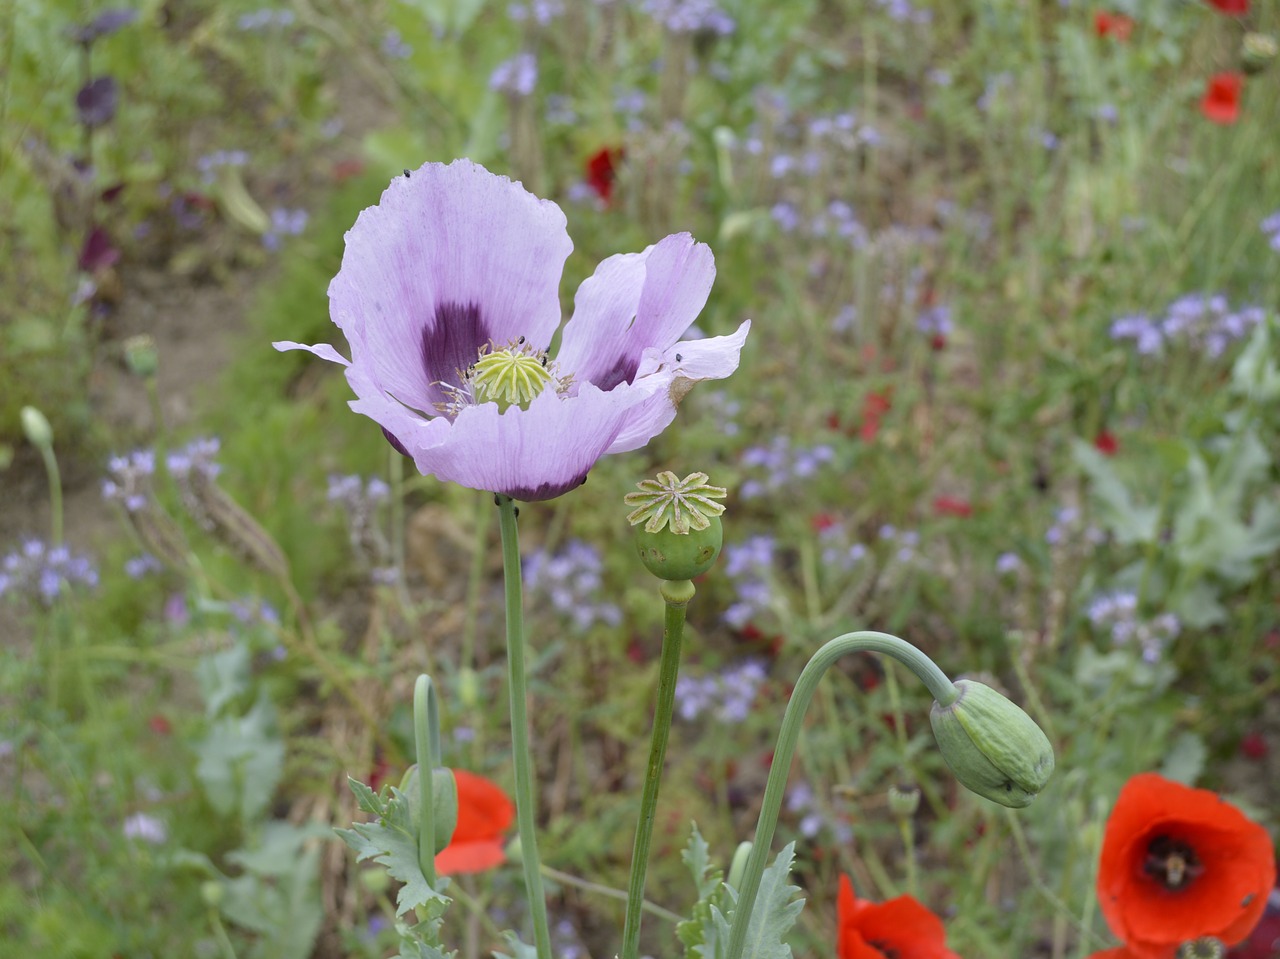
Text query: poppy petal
328 159 572 415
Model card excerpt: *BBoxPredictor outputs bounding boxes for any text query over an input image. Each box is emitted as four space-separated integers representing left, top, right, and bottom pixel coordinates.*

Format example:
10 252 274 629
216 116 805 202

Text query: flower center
1144 835 1203 891
470 343 553 410
438 337 569 415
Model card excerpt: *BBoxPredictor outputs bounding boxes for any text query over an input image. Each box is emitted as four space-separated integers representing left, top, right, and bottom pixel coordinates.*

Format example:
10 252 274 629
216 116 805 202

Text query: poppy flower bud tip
930 680 1055 808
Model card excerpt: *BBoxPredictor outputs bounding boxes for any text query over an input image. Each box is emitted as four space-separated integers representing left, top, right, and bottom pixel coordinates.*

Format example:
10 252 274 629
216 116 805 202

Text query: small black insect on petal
403 168 411 178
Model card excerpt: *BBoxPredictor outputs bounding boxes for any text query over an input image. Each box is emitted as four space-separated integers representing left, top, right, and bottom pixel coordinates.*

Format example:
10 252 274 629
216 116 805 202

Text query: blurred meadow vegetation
1 0 1278 957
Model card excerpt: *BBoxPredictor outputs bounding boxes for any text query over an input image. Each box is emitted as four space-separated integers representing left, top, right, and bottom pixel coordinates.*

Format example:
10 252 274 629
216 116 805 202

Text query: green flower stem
413 674 440 887
496 495 552 959
37 442 63 546
620 578 694 959
724 631 957 959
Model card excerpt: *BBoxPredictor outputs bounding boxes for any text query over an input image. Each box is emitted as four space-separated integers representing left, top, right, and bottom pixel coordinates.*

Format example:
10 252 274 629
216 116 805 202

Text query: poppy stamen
1144 835 1204 890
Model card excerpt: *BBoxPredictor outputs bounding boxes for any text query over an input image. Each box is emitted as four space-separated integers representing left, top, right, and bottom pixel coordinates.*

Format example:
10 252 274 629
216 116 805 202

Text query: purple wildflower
276 160 750 500
236 8 296 30
675 660 767 722
489 53 538 96
381 29 412 59
1262 211 1280 252
1087 591 1180 663
71 8 138 44
76 77 118 128
524 541 622 631
1 539 99 605
644 0 735 35
124 554 163 579
103 449 156 512
263 207 308 250
122 812 168 844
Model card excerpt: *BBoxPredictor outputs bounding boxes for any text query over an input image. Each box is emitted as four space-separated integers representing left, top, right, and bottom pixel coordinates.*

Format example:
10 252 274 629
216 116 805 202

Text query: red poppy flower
837 874 961 959
1097 773 1276 959
860 391 893 443
1206 0 1248 14
585 146 624 203
1201 73 1244 125
933 496 973 518
1095 12 1136 41
1095 431 1120 456
435 769 515 875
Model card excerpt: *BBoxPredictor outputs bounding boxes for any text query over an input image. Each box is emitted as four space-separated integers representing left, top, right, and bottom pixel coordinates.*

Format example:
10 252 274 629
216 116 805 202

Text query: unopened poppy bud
1242 33 1277 75
458 666 480 709
20 406 53 450
887 783 921 818
200 880 224 908
625 470 727 581
401 764 459 853
726 840 752 891
929 680 1054 808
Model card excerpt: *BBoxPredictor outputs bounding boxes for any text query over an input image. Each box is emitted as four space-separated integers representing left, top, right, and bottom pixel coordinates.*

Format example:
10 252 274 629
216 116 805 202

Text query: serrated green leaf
348 776 387 817
340 786 451 918
736 842 804 959
683 822 722 899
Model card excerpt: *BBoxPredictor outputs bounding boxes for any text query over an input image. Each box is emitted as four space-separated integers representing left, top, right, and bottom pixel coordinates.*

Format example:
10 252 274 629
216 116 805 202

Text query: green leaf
492 931 539 959
1160 732 1207 785
194 696 284 821
1071 440 1158 545
337 785 451 918
736 842 804 959
682 823 721 899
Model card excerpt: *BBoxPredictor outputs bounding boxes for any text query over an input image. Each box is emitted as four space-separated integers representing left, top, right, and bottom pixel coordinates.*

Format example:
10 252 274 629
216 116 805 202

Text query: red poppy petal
435 839 506 875
450 769 515 843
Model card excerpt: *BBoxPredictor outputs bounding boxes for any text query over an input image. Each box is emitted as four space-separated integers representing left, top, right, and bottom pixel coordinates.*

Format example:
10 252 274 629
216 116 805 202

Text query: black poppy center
868 941 899 959
1144 834 1204 891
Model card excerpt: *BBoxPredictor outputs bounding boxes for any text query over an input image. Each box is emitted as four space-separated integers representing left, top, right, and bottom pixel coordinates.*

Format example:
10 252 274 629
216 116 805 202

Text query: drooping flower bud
625 470 727 581
20 406 53 450
400 764 460 853
929 679 1054 808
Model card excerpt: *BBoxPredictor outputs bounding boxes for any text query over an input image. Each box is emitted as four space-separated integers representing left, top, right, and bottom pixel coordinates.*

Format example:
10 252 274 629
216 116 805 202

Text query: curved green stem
724 631 957 959
620 578 693 959
413 674 440 887
38 444 63 546
496 495 552 959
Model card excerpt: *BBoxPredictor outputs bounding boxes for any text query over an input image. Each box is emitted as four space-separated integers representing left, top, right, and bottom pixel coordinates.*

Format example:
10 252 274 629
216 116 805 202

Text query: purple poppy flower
76 76 118 127
275 159 750 501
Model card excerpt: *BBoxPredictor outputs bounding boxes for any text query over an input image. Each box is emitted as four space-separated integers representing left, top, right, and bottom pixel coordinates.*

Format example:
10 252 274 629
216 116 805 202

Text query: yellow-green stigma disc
470 347 553 410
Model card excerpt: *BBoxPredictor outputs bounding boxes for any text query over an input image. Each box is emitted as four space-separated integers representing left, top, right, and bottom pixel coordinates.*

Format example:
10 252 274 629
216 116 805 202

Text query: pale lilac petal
329 159 572 415
344 364 450 457
273 340 350 366
410 385 652 500
605 319 750 454
558 233 715 390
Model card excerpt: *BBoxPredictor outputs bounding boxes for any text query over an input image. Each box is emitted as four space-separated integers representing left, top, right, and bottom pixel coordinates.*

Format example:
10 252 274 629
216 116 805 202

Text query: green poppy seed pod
123 334 159 378
625 470 728 582
401 764 459 853
20 406 53 451
887 783 921 818
929 680 1054 808
635 514 723 581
